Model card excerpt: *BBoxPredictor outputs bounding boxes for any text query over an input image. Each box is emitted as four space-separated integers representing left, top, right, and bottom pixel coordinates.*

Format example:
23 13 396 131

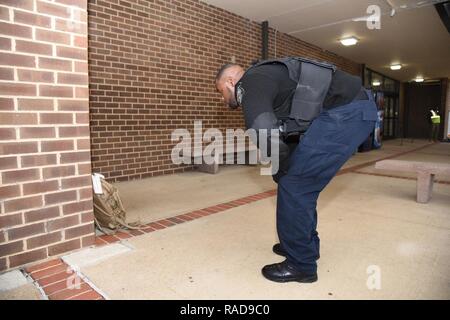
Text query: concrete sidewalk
2 140 449 299
68 140 450 299
76 172 450 299
116 139 436 224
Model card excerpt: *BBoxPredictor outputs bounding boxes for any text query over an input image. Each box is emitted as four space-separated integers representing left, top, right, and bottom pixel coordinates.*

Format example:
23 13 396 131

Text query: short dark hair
215 63 239 82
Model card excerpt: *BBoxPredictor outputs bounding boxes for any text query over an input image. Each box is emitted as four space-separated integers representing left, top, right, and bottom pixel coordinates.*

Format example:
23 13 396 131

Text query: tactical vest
250 57 336 137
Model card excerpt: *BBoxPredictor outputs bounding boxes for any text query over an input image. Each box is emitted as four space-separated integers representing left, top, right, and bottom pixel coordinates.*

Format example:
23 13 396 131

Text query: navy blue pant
276 94 378 274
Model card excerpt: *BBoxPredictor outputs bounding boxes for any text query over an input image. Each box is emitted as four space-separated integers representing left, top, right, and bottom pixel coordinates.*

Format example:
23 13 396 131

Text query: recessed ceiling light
414 76 424 82
390 64 402 70
340 37 358 46
372 80 381 86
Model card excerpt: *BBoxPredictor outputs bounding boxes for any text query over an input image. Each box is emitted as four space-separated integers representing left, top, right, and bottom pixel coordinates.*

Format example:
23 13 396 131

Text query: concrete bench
375 160 450 203
193 144 259 174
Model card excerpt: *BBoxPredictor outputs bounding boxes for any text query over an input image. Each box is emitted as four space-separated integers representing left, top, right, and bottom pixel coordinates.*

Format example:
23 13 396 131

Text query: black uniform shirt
235 63 364 180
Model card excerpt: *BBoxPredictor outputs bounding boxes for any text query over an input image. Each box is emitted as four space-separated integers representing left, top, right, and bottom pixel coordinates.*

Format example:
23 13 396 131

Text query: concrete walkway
116 139 437 224
2 140 449 299
77 140 450 299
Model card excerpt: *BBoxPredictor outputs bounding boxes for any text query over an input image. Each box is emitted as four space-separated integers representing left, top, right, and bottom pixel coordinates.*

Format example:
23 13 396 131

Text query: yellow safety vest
430 110 441 124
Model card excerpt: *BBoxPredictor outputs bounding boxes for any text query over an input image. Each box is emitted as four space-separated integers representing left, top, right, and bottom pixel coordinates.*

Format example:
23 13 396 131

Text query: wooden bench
375 160 450 203
192 143 259 174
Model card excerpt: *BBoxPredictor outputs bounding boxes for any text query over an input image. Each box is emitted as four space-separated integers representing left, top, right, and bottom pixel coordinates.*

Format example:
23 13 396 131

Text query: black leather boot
262 260 318 283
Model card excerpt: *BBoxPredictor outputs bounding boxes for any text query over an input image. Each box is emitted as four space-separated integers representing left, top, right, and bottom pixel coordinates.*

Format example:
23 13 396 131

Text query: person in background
429 108 441 142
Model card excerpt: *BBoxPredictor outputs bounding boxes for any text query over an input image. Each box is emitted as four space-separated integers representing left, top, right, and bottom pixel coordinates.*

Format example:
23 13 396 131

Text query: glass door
383 94 399 140
363 68 400 140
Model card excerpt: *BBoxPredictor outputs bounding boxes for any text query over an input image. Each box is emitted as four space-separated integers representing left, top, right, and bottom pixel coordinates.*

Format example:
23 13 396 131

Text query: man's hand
272 170 287 183
272 142 298 183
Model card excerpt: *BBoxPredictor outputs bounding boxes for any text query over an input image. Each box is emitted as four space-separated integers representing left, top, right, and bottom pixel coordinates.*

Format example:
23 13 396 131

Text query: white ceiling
201 0 450 82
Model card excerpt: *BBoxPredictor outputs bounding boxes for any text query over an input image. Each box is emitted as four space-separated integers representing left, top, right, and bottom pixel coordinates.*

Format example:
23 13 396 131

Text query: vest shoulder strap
249 57 336 122
290 58 335 121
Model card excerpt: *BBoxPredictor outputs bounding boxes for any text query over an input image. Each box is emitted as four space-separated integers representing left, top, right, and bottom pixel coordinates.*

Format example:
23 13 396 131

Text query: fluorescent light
372 80 381 86
390 64 402 70
340 37 358 46
414 77 424 82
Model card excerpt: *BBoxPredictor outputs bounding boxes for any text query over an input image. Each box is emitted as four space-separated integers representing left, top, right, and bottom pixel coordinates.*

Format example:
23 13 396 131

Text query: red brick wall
88 0 362 182
0 0 94 272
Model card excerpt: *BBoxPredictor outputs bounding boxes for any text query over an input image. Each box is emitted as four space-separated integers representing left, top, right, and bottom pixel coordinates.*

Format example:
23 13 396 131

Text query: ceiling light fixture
340 36 358 46
414 76 424 82
390 64 402 70
372 80 381 86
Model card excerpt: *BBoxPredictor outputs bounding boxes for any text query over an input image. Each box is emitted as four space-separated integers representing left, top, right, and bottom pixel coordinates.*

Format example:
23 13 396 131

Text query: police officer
215 57 377 283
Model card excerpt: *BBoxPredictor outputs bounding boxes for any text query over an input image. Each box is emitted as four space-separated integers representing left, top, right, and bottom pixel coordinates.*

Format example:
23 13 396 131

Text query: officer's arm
239 73 291 180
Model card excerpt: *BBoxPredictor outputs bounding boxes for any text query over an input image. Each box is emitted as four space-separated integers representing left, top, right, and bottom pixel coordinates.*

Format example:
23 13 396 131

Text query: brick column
0 0 93 273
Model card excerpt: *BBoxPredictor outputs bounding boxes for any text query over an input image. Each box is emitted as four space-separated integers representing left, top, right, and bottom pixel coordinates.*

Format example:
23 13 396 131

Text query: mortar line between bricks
51 285 93 300
23 258 106 300
60 257 109 300
37 277 71 297
62 259 110 301
95 142 437 245
336 142 437 176
21 269 49 301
